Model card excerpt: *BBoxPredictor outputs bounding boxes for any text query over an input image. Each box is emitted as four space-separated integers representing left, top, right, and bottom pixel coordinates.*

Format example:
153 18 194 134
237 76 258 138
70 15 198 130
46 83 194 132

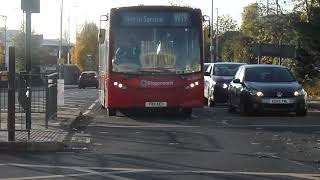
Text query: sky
0 0 256 43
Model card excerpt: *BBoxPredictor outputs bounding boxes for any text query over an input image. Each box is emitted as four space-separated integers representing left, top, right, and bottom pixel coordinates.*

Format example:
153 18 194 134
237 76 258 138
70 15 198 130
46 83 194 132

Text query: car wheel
240 98 252 116
296 109 307 117
181 108 192 118
204 97 208 105
207 89 215 107
108 108 116 116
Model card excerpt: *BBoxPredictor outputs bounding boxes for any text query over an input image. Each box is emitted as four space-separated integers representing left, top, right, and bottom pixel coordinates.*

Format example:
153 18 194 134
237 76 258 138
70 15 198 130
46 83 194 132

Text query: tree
292 0 320 22
219 31 255 63
216 15 239 34
241 3 261 39
71 22 99 71
12 27 47 72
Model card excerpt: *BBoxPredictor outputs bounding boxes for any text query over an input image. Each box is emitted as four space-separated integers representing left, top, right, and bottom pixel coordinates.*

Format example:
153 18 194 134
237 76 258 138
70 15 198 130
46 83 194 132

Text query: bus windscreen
111 11 201 75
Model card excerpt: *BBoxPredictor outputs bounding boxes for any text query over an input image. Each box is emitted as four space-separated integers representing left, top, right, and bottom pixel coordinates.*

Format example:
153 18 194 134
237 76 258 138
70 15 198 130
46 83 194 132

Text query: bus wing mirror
233 79 241 84
98 29 106 44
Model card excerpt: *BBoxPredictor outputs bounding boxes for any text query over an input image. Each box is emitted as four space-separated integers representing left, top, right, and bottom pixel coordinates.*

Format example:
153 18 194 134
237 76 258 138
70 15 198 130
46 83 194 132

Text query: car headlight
249 89 264 97
222 83 228 89
212 81 216 86
294 89 306 96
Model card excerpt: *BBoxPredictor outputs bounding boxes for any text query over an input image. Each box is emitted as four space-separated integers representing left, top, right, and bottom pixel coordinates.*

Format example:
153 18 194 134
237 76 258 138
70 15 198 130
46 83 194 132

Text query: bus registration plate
145 102 167 107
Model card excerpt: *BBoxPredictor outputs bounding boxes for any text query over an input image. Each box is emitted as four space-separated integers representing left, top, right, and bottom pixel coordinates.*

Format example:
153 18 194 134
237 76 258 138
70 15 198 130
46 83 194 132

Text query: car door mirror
204 71 210 76
233 79 241 84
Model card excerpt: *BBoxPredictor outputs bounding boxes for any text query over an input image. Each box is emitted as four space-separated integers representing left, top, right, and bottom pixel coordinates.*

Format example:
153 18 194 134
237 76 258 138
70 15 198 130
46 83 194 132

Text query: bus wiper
139 69 174 73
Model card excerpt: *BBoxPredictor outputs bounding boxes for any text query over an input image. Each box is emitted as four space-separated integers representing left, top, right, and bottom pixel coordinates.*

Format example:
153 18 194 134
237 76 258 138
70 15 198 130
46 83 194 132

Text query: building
42 39 74 65
0 29 74 69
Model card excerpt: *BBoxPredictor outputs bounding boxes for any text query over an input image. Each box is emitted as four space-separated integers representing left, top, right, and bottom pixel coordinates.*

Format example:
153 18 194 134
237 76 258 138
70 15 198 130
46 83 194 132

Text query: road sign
21 0 40 13
252 43 296 58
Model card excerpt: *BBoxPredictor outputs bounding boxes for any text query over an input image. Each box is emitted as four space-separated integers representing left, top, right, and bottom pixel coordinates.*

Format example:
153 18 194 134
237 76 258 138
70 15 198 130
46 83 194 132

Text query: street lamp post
0 15 7 69
211 0 214 63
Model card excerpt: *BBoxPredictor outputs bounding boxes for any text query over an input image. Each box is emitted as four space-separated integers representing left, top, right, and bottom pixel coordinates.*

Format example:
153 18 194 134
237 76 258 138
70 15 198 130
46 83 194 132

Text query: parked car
228 64 307 116
204 62 245 106
78 71 98 89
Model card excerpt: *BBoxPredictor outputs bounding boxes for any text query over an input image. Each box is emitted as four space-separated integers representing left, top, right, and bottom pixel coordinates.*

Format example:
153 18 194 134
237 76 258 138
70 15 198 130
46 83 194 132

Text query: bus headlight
113 81 127 90
186 81 200 89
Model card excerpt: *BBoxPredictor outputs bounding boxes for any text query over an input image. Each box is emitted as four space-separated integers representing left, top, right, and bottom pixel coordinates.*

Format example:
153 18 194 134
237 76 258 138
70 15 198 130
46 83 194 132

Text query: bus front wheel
181 108 192 118
108 108 116 116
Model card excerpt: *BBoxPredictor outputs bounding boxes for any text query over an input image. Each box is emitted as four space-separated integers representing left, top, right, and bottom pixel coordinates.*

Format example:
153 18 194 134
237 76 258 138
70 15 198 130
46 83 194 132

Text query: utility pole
25 7 32 133
21 0 40 139
266 0 269 15
215 8 219 62
211 0 214 63
276 0 279 15
58 0 65 107
59 0 63 71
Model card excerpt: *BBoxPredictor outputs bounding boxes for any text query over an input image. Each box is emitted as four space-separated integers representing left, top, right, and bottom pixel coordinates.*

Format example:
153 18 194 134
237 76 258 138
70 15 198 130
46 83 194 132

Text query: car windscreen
213 64 243 76
82 73 96 77
245 67 296 82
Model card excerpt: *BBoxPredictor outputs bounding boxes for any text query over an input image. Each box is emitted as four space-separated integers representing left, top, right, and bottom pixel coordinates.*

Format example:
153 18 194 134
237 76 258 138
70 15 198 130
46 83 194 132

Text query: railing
0 72 59 137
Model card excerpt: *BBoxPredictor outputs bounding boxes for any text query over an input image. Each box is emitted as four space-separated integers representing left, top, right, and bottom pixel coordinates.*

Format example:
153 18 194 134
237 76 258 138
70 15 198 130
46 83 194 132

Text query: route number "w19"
174 13 189 25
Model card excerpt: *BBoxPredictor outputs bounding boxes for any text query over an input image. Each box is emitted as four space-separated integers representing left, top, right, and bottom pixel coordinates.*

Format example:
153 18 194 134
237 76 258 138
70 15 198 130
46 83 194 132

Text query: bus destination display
120 12 192 27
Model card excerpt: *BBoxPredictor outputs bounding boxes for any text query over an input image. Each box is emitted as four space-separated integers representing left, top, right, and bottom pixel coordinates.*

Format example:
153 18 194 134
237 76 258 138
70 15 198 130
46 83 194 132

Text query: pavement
0 87 98 152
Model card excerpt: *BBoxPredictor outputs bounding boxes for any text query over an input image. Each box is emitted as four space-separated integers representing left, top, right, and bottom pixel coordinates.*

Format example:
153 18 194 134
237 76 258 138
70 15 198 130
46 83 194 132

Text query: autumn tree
71 22 99 71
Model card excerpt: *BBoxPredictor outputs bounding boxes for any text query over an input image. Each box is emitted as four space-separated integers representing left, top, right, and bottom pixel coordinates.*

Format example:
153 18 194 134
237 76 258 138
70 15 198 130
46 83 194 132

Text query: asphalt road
0 87 320 180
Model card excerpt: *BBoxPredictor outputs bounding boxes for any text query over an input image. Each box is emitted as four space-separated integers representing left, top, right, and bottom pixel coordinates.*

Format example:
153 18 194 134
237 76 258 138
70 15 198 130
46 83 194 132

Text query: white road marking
0 164 319 180
88 104 95 110
88 124 200 128
222 124 320 128
83 99 98 115
221 120 229 125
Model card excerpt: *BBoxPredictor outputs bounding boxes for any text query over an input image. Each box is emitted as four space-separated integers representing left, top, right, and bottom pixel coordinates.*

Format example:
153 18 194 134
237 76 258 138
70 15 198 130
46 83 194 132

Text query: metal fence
0 72 58 139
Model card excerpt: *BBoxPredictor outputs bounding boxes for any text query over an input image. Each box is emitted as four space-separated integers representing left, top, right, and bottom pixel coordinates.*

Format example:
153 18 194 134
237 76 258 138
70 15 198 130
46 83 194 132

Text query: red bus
98 6 204 116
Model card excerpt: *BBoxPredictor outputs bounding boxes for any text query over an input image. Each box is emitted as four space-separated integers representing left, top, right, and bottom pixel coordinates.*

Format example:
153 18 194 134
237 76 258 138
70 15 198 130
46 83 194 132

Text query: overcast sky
0 0 256 42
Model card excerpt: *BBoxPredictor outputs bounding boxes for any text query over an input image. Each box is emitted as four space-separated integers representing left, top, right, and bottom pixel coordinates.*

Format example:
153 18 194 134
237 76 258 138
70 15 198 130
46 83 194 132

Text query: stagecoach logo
140 80 174 87
277 92 283 98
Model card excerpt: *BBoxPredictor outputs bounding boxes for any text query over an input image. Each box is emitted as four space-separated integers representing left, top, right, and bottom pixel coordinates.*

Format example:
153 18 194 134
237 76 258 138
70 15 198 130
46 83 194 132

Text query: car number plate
269 99 291 104
145 102 167 107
